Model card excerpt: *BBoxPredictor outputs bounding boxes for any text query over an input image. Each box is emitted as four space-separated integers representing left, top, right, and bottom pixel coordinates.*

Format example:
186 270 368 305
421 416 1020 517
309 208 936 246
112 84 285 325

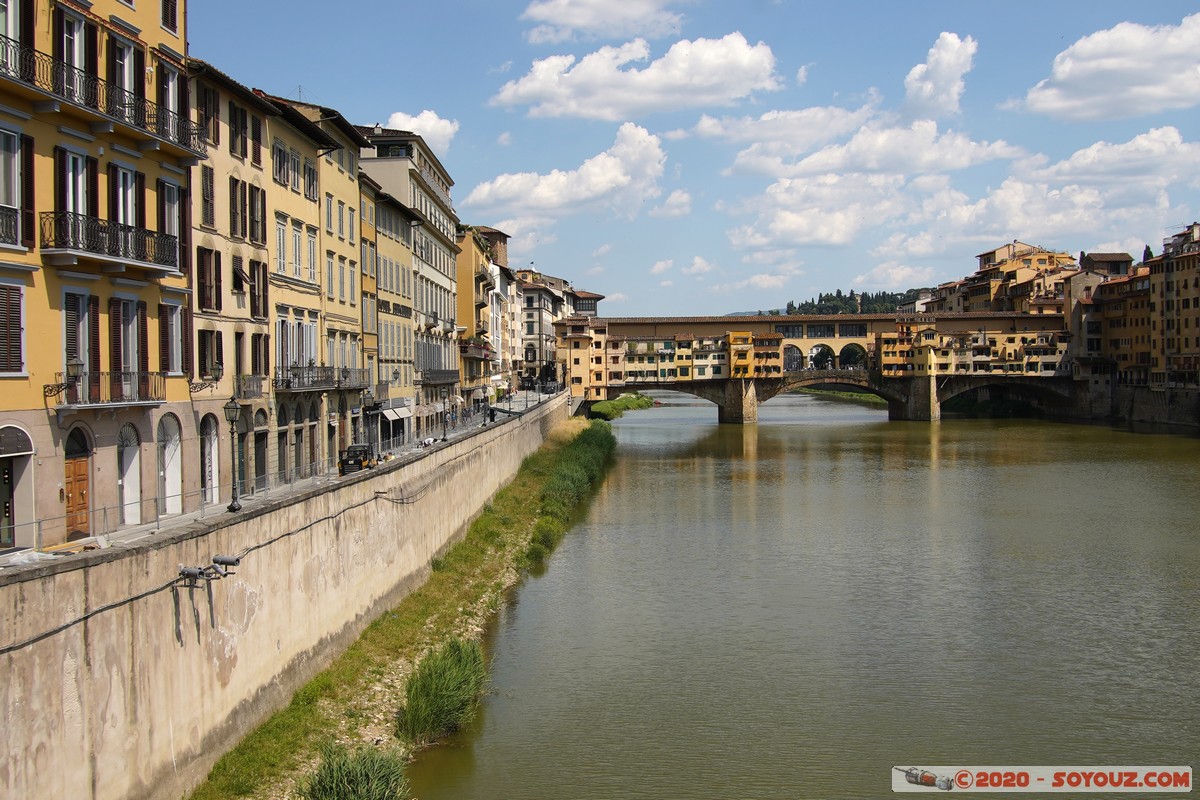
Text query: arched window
117 424 142 525
156 414 183 516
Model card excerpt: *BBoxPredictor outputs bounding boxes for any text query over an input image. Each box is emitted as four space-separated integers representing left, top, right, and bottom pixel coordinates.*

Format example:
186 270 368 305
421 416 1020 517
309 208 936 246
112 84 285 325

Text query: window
231 255 246 292
200 85 220 145
303 159 317 200
228 177 246 238
159 303 181 373
196 247 222 311
291 222 301 277
337 201 345 238
248 185 265 244
0 130 30 247
289 150 301 192
228 102 247 158
249 260 268 320
338 256 345 301
306 228 317 282
348 207 355 244
275 218 286 273
325 194 333 231
250 116 262 166
349 261 356 306
161 0 178 32
326 252 334 298
200 165 214 226
272 140 288 185
197 329 222 378
0 282 23 373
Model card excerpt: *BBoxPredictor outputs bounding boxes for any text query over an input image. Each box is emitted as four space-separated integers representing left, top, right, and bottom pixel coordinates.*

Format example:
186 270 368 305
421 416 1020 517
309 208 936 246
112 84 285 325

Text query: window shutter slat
135 172 146 230
138 300 149 397
159 303 170 372
20 135 35 248
109 297 122 400
215 250 223 311
182 303 193 378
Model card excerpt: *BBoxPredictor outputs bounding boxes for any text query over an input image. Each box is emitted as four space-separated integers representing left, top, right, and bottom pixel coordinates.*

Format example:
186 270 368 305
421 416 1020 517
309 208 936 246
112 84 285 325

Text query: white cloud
521 0 683 43
1024 126 1200 188
682 256 715 275
650 259 673 274
593 243 612 256
604 291 630 303
783 120 1021 177
384 110 459 155
693 103 877 176
903 32 977 118
710 262 803 293
586 265 605 275
497 131 513 146
795 65 808 85
1021 13 1200 120
659 280 673 287
490 33 782 120
464 123 666 219
852 261 936 289
649 189 692 217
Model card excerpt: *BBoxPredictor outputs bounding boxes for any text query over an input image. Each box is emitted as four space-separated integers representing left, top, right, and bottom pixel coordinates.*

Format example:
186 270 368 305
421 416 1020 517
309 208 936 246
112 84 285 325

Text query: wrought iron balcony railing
53 371 166 405
273 365 337 391
0 34 206 155
415 369 460 385
40 211 179 270
0 205 16 246
339 368 370 390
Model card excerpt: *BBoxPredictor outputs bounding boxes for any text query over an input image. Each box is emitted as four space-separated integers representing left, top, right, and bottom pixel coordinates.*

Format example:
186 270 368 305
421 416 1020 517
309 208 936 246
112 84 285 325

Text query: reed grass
590 392 654 420
395 638 487 746
297 745 409 800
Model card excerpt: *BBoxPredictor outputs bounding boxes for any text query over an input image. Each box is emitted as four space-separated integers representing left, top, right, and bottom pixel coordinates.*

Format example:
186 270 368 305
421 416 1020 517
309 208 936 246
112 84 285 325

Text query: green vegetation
590 392 654 420
189 418 616 800
396 638 487 746
750 288 931 316
297 745 409 800
792 388 888 406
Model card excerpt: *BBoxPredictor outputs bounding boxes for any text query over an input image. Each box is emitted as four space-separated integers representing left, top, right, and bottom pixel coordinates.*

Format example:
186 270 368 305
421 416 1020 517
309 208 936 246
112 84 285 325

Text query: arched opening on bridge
809 344 835 370
783 345 804 372
839 343 867 369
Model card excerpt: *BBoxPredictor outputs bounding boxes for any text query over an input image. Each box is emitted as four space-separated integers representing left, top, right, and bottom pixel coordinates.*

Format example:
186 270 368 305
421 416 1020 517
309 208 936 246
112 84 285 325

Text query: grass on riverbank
189 418 615 800
296 745 409 800
590 392 654 420
791 387 888 405
395 638 487 745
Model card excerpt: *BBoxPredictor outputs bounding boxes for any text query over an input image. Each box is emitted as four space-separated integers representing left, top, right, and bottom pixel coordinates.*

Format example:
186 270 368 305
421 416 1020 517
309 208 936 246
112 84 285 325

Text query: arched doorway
276 404 290 484
0 425 34 548
64 428 92 538
199 414 219 505
253 408 268 491
156 414 182 517
117 424 141 526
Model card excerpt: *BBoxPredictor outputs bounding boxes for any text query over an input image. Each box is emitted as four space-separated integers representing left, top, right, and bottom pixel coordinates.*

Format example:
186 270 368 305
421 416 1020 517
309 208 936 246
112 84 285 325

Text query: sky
189 1 1200 317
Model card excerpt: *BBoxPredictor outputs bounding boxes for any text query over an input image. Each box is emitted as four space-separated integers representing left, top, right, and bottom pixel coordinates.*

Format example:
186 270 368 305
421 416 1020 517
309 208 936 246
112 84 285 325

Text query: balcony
339 368 370 390
40 211 179 273
0 34 206 157
415 369 459 385
459 341 493 360
273 365 337 391
0 205 17 246
52 371 166 406
235 373 265 400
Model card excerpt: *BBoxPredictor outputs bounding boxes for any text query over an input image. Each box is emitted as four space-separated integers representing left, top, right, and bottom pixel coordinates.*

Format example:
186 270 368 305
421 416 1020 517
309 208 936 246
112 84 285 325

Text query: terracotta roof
1084 252 1134 261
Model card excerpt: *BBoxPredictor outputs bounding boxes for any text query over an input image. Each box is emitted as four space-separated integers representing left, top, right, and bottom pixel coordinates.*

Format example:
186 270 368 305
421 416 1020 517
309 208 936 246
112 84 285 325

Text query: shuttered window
0 284 24 373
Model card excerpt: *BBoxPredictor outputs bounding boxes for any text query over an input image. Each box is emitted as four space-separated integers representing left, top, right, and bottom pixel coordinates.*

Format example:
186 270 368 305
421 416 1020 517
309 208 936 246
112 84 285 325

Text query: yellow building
1 0 205 547
455 226 496 412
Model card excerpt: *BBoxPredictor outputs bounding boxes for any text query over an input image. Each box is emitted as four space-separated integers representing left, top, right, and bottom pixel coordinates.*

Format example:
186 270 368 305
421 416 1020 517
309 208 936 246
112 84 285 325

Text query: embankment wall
0 397 567 800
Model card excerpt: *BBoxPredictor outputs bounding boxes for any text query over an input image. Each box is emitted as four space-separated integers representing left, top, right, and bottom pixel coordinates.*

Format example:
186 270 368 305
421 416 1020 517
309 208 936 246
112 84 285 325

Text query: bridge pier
718 379 758 424
888 375 941 422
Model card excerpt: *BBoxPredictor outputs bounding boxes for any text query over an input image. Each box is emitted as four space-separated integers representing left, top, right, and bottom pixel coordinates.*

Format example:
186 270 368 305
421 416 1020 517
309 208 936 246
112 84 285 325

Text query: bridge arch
839 343 868 368
783 344 804 372
809 344 835 370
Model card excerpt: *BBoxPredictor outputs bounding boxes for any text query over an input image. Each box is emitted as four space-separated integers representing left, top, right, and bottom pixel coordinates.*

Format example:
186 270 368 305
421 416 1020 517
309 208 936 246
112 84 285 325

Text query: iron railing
274 365 338 390
52 370 166 405
0 34 206 155
415 369 460 385
40 211 179 269
0 205 17 245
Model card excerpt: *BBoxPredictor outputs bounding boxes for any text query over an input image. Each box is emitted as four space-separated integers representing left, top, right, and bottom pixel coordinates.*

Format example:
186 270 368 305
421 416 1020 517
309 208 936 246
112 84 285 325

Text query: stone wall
0 398 567 800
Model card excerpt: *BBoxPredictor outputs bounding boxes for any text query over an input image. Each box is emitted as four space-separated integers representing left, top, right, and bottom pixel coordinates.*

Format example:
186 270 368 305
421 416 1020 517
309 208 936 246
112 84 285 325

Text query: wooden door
64 456 89 537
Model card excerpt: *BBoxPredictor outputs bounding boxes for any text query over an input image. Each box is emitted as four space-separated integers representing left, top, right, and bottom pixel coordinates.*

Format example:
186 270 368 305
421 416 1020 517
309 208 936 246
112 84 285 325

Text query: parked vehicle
338 444 377 476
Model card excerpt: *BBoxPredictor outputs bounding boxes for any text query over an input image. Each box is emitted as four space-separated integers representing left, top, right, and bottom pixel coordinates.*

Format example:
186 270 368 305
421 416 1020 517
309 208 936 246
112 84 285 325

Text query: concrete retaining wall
0 398 567 800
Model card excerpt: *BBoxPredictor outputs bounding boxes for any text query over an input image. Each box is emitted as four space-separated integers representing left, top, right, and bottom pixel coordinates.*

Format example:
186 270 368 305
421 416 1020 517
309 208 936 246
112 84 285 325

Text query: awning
394 407 412 419
382 408 401 421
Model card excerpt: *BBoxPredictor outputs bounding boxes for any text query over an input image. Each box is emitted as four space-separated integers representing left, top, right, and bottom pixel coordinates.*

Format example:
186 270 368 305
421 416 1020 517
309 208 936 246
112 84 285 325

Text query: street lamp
222 396 242 513
440 386 449 441
189 361 224 394
43 355 85 397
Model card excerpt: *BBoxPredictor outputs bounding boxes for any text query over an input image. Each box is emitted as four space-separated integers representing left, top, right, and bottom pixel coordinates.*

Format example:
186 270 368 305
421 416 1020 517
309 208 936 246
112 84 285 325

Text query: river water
408 392 1200 799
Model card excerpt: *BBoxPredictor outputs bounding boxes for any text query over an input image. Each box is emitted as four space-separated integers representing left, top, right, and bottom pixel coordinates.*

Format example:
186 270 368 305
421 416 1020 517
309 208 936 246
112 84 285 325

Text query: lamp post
188 361 224 394
222 397 242 513
440 386 449 441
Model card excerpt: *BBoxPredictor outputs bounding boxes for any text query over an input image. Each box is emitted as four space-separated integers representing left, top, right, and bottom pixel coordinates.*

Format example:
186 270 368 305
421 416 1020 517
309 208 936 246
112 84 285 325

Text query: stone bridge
605 369 1078 423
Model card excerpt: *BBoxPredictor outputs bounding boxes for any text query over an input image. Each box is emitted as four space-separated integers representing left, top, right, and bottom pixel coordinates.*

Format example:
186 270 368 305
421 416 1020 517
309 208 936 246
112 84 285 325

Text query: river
407 392 1200 799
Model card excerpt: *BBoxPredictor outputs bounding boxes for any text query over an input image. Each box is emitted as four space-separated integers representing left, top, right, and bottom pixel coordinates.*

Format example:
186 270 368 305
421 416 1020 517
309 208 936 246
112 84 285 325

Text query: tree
1143 244 1153 262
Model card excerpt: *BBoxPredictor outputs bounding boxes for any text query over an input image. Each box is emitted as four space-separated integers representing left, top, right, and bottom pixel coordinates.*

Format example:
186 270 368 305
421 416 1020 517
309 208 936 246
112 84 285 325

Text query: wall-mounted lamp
190 362 225 393
43 356 84 397
179 555 241 583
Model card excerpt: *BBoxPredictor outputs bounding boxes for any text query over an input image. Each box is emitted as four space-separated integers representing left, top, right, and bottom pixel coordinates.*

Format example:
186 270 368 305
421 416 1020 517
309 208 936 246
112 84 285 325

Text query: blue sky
190 1 1200 316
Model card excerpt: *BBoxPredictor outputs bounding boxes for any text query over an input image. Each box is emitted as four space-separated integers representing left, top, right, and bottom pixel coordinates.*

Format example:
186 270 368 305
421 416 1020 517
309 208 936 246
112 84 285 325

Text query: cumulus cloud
603 292 630 303
1021 14 1200 120
649 189 692 217
497 131 513 146
521 0 683 43
682 256 715 275
490 33 782 120
650 259 673 274
384 110 459 155
464 123 666 218
593 243 613 256
783 120 1022 177
1023 126 1200 188
903 32 977 118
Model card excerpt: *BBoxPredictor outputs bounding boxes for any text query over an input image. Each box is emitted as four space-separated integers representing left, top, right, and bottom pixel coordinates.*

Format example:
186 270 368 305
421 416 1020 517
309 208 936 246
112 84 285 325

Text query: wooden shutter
137 301 149 397
20 135 34 249
214 251 223 311
156 178 166 233
109 297 122 400
19 0 34 47
182 303 193 378
0 286 21 373
157 62 167 109
106 34 116 85
86 157 98 217
87 295 100 400
135 172 146 229
250 334 260 375
239 182 247 238
178 184 191 280
197 329 208 377
228 176 237 234
215 331 224 373
54 147 66 213
107 163 118 221
65 295 79 361
159 304 170 371
251 116 261 166
228 101 235 154
52 8 63 62
162 0 177 32
197 248 209 310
